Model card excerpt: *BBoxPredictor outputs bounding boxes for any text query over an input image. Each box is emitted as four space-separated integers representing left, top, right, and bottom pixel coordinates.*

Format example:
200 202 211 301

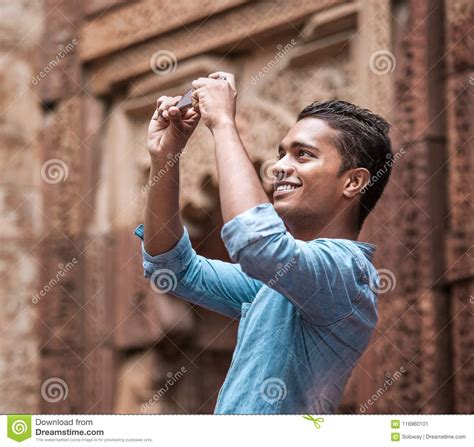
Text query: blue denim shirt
135 203 379 414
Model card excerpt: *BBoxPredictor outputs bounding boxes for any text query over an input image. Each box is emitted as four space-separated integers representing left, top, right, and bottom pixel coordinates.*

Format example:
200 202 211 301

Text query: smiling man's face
272 117 349 228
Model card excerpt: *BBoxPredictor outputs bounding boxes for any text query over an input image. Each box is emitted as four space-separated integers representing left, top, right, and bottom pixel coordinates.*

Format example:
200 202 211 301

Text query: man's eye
298 149 313 158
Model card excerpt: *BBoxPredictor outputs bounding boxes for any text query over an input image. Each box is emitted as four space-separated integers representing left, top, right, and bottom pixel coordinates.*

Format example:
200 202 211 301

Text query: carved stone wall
0 0 471 414
365 0 452 413
444 0 473 414
0 0 44 413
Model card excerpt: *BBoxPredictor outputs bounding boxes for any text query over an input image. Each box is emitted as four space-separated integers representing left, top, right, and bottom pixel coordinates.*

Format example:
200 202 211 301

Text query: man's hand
147 95 200 160
191 72 237 131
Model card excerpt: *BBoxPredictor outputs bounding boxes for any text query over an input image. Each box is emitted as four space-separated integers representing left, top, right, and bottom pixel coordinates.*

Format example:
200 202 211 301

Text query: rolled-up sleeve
134 224 263 319
221 203 367 325
136 225 194 279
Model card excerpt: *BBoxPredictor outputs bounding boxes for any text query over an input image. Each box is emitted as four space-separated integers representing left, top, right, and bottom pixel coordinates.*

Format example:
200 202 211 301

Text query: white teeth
276 184 300 191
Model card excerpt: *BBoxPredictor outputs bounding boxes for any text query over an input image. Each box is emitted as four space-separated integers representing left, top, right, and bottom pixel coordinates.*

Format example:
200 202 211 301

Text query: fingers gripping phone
176 74 227 111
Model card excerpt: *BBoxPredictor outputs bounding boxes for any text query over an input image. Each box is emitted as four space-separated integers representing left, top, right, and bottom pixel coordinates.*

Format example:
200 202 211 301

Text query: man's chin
273 201 294 220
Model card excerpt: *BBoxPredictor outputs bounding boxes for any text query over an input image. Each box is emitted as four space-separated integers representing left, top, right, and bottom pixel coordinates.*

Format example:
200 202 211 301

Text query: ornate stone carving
87 0 344 94
80 0 247 61
445 0 473 414
365 0 453 414
38 0 82 103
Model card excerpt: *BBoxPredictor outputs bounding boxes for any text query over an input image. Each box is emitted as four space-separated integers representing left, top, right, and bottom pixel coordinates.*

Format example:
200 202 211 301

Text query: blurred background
0 0 472 414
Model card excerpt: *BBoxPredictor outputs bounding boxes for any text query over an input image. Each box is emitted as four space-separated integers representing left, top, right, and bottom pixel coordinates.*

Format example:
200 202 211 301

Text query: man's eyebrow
278 141 321 153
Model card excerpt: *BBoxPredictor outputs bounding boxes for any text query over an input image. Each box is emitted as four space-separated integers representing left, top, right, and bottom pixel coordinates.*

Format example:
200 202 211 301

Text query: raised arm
135 225 263 319
191 72 268 223
144 95 200 255
138 94 263 319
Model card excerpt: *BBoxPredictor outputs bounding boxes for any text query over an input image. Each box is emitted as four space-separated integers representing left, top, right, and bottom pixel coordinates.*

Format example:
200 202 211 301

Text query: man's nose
272 157 295 181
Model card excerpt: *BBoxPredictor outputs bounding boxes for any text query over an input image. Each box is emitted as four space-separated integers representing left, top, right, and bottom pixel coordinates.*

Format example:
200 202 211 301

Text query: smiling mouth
273 183 302 197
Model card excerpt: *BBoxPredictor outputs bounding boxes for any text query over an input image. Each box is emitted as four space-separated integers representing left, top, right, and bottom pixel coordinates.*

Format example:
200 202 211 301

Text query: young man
134 72 393 414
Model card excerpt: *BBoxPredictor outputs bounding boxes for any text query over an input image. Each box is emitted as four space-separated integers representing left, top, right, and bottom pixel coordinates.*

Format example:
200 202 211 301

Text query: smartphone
176 75 227 111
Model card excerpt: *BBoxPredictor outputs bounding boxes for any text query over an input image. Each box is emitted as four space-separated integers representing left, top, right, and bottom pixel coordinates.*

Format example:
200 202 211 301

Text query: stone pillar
0 0 45 412
35 0 116 413
444 0 474 414
378 0 452 413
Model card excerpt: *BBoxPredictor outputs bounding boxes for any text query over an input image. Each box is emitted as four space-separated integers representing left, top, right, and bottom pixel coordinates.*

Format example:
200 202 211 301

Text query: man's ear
342 167 370 198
